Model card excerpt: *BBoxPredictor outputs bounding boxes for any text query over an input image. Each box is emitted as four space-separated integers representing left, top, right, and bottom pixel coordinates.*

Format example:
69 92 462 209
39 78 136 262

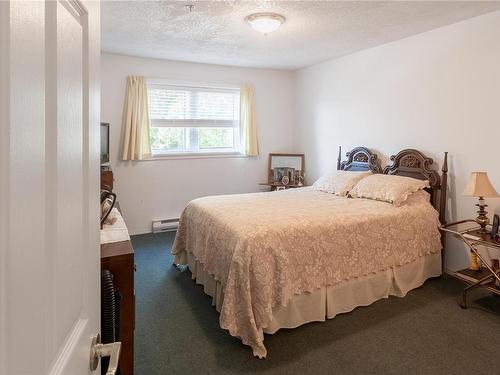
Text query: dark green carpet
132 232 500 375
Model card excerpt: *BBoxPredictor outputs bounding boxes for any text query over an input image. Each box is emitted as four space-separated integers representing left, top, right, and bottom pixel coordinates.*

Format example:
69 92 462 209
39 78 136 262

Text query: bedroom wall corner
101 53 295 235
292 10 500 271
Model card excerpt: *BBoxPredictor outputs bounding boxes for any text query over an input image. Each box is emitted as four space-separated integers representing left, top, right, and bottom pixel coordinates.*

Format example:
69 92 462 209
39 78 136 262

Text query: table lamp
463 172 499 233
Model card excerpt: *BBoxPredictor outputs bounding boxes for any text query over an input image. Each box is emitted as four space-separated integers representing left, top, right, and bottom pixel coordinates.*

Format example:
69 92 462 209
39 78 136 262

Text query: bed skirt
184 251 441 335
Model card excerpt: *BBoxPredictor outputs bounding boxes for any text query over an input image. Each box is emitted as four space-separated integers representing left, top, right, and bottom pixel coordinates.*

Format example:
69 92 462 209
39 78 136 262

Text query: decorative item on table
463 172 499 233
469 250 481 272
295 170 303 186
491 214 499 239
273 167 285 183
100 189 117 227
282 168 288 183
288 167 296 185
495 234 500 244
281 174 290 186
281 167 294 185
268 153 305 186
491 259 500 288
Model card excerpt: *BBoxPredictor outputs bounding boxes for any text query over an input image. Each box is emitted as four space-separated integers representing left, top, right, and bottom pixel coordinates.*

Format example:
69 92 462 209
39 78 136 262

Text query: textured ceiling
101 1 500 70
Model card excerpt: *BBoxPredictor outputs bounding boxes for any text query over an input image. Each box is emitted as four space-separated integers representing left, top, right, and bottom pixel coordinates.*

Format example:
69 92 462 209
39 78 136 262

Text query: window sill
143 152 251 161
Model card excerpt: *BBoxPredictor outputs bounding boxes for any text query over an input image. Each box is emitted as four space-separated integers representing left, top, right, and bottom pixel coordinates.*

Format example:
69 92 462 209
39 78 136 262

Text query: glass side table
439 220 500 308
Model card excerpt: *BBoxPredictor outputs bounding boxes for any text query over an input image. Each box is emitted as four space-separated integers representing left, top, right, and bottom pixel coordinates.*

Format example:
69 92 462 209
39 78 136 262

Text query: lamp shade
463 172 499 197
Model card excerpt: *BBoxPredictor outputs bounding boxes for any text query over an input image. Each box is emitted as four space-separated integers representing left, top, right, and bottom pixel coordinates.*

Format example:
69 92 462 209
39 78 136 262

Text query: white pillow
312 170 372 196
349 174 430 206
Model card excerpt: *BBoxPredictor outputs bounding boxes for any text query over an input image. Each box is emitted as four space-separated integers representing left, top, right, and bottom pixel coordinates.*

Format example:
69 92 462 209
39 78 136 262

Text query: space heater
101 269 121 375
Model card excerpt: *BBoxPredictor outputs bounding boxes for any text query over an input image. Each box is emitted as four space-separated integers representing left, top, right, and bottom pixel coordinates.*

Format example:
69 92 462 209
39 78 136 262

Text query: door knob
90 334 121 375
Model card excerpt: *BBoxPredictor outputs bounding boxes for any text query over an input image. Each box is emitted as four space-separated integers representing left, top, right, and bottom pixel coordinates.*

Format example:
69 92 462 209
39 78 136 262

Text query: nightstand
439 220 500 308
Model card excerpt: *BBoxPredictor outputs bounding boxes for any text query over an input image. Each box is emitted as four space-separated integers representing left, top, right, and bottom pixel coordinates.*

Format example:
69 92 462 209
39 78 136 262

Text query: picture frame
491 214 499 239
273 167 286 183
268 153 305 185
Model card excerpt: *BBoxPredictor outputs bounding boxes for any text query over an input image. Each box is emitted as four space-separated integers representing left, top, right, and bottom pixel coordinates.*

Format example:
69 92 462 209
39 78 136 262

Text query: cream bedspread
172 188 441 358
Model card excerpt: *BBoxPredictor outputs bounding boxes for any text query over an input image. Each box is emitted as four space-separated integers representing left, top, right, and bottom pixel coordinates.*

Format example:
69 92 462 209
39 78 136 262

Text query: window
147 82 242 156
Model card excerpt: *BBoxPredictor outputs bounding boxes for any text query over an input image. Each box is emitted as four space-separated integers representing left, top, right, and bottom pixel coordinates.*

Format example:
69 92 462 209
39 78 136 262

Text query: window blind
147 84 240 128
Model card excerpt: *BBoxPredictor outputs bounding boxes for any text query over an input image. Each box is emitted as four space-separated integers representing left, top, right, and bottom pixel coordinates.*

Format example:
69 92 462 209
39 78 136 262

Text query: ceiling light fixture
245 12 285 34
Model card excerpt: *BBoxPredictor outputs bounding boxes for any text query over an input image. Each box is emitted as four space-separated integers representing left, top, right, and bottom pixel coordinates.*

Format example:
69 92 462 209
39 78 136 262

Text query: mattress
172 187 442 358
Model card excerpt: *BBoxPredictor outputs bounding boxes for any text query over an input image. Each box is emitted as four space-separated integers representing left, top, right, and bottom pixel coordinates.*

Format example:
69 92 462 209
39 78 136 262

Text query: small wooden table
259 182 305 191
439 220 500 308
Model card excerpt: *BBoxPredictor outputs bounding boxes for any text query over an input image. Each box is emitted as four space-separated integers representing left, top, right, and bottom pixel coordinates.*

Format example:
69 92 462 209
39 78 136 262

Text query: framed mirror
268 153 305 187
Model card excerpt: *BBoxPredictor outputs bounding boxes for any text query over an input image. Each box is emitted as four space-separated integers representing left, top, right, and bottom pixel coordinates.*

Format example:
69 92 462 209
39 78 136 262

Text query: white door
0 1 104 374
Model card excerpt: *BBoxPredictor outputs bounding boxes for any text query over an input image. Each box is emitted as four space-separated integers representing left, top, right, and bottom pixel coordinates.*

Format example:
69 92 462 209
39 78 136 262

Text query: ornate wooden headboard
383 149 448 224
336 146 448 224
337 146 382 173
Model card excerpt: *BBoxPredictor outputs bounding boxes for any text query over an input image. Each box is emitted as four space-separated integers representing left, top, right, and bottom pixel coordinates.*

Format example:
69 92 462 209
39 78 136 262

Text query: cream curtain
240 83 259 156
122 76 152 160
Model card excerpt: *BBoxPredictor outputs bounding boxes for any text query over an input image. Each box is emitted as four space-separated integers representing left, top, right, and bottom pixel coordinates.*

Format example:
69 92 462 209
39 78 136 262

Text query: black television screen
100 123 109 165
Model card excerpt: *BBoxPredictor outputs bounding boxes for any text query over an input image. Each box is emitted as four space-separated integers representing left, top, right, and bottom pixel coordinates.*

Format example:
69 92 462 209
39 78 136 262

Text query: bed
172 147 449 358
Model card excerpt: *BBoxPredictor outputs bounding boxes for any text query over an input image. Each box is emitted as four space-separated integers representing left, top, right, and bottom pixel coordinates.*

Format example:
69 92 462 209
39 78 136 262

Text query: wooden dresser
101 206 135 375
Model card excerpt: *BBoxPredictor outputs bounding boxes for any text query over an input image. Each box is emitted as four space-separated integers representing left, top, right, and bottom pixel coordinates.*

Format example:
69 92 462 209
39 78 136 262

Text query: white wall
101 53 294 235
294 10 500 270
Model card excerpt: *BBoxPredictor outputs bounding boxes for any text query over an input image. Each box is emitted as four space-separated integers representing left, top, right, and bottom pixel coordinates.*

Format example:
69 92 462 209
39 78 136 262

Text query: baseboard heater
152 218 179 233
